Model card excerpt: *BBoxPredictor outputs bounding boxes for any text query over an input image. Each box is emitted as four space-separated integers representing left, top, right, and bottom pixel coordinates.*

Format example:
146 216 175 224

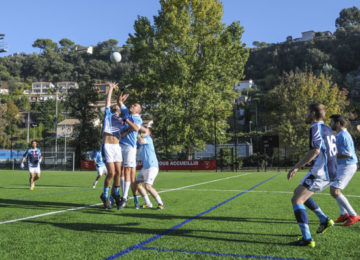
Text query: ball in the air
110 52 122 63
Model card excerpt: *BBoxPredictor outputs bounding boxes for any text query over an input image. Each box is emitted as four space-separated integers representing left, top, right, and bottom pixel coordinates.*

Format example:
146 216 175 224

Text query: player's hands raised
108 82 118 90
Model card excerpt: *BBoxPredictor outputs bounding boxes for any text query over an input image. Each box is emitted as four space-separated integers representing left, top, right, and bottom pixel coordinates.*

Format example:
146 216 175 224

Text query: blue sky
0 0 358 56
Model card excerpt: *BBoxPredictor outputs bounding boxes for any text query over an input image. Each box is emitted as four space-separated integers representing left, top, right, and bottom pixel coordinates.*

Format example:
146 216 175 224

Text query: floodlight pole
26 112 30 143
55 89 58 154
214 107 217 172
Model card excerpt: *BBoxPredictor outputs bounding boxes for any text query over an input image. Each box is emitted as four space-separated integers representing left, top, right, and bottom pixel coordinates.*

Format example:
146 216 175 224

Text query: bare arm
337 153 351 158
117 92 129 107
125 118 140 132
287 148 320 180
137 133 146 145
105 82 118 108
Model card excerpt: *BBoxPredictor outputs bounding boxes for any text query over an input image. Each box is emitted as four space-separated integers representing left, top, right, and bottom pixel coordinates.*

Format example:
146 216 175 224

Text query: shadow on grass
0 198 89 210
24 219 292 246
82 210 320 225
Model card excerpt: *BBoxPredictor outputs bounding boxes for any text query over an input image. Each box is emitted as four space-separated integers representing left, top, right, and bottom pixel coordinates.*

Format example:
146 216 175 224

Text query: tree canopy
127 0 249 158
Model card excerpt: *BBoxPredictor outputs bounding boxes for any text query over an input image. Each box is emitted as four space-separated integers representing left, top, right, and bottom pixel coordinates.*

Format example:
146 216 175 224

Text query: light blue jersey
138 136 159 169
102 107 126 139
23 148 41 168
120 104 142 147
93 150 105 168
336 129 358 165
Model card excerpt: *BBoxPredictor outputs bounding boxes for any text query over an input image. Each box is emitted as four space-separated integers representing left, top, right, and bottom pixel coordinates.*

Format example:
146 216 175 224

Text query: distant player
117 92 142 209
100 82 128 209
329 114 360 226
287 103 336 248
21 140 43 190
136 126 164 210
91 150 108 189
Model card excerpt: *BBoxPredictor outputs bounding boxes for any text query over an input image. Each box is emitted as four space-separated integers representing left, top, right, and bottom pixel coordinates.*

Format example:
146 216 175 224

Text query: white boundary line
172 188 360 198
0 172 257 225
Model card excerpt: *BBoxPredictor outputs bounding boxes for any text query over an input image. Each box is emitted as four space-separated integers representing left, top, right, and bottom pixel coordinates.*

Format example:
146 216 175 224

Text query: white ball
110 52 122 63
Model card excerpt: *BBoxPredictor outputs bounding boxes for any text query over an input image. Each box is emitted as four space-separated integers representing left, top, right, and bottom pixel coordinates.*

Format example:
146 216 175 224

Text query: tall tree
263 72 347 159
66 78 101 166
127 0 249 158
336 6 360 28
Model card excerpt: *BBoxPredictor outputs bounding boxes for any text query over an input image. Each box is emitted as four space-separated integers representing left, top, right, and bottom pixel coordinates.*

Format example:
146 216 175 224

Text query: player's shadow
84 211 320 225
0 198 89 210
24 219 292 246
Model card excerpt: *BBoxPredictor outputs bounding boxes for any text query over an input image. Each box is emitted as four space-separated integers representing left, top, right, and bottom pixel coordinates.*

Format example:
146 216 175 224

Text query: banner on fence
81 159 216 171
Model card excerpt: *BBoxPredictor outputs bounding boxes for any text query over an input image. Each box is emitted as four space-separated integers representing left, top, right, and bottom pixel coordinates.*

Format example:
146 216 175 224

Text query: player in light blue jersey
100 82 128 209
21 140 43 190
91 150 108 189
135 127 164 210
330 114 360 226
287 103 336 248
117 93 142 210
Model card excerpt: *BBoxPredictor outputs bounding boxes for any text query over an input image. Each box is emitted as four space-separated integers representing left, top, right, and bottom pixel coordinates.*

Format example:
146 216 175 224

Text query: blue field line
105 173 282 259
139 247 308 260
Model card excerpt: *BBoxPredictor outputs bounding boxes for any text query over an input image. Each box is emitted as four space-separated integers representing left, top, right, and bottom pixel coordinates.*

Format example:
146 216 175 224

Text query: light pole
249 121 253 146
32 123 38 140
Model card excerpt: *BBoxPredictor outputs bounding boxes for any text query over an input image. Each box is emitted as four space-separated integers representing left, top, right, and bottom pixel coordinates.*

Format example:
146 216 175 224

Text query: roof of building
58 119 80 126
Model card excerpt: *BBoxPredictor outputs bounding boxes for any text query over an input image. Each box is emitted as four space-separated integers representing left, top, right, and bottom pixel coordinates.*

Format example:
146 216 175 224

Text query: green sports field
0 169 359 259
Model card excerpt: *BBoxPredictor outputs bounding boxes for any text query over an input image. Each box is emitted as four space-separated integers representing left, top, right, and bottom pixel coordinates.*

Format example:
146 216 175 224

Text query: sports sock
134 195 139 204
293 204 311 241
123 182 131 199
143 195 151 206
304 197 328 223
336 194 357 216
114 186 120 196
155 195 163 205
93 180 98 186
102 187 109 198
30 183 34 187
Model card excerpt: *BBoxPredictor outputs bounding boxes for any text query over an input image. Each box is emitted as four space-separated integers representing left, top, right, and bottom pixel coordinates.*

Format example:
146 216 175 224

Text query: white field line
168 188 360 198
0 172 257 225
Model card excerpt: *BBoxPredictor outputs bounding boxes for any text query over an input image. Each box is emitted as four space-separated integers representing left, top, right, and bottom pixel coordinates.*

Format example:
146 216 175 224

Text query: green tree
335 6 360 28
32 39 59 53
263 72 347 158
66 78 101 166
127 0 249 158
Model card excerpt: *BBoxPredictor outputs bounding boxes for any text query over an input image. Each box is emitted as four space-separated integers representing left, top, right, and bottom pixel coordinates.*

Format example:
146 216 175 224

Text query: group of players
287 103 360 248
94 82 164 210
21 81 164 211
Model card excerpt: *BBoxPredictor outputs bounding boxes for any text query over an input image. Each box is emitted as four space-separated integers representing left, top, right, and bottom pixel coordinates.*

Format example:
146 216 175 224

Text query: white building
234 80 254 92
25 81 78 102
57 119 80 137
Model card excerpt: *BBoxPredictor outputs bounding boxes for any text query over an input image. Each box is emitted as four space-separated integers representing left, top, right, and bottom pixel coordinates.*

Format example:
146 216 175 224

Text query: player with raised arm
329 114 360 226
91 149 108 189
100 82 128 209
21 140 43 190
117 93 142 210
287 103 336 248
136 126 164 210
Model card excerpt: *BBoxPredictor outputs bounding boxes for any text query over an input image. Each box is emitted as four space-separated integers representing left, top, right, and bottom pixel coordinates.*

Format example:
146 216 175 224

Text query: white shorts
96 166 108 176
300 171 331 193
136 167 159 185
120 144 137 168
331 164 357 190
103 143 122 163
29 166 40 175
